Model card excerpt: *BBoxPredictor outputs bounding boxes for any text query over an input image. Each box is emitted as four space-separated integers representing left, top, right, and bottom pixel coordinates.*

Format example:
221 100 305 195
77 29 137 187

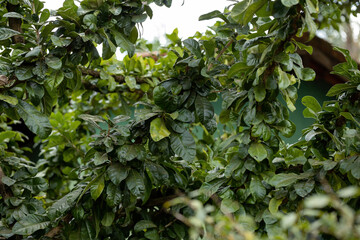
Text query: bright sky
43 0 230 44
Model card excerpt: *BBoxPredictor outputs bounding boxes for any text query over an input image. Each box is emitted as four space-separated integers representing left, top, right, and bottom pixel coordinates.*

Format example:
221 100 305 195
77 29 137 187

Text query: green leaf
106 183 122 207
48 188 83 220
248 142 267 162
15 67 33 81
340 112 360 127
117 144 145 161
301 68 316 81
277 67 290 90
25 46 42 58
281 0 299 7
195 96 214 124
231 0 249 21
228 62 252 78
90 174 105 200
250 177 266 199
145 229 160 240
293 41 313 54
12 215 50 235
15 177 48 194
134 220 157 233
268 173 299 188
241 0 267 25
101 212 115 227
326 83 356 97
153 85 177 112
0 28 20 41
51 35 72 47
15 100 52 139
294 179 314 197
302 96 321 115
126 169 145 197
199 10 229 23
46 70 65 90
45 56 62 70
0 94 18 105
269 198 283 215
107 163 129 185
150 118 171 142
220 198 240 214
254 85 266 102
176 109 193 123
125 76 137 90
83 14 97 30
112 30 135 57
305 8 317 40
183 39 202 58
40 9 50 22
3 12 24 19
131 14 147 23
170 131 196 161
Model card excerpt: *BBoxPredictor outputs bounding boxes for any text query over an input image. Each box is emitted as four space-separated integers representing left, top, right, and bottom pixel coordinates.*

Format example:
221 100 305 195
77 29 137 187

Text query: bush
0 0 359 239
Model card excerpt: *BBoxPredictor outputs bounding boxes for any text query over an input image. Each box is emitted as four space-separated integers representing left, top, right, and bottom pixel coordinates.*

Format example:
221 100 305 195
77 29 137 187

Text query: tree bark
6 3 25 44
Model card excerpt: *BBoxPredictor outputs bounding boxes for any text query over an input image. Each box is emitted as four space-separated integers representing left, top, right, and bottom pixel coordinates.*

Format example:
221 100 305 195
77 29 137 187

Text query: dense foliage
0 0 359 239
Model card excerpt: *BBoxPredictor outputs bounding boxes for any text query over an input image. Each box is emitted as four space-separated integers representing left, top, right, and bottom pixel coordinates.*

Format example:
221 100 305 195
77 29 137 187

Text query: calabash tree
0 0 359 239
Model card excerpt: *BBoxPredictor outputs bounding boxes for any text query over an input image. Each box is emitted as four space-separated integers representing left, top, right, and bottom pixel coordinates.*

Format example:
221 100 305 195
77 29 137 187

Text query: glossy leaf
170 131 196 161
15 100 52 139
150 118 171 142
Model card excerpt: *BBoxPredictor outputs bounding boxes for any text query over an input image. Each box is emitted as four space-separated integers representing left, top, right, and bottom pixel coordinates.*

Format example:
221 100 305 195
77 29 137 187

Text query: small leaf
183 39 202 58
301 68 316 81
150 118 171 142
15 100 52 139
134 220 157 233
305 8 317 40
268 173 299 188
0 94 18 105
294 179 314 197
12 215 50 235
126 169 145 197
281 0 299 7
170 131 196 161
269 198 283 215
228 62 252 78
195 96 214 124
0 28 20 41
106 183 122 207
48 187 83 220
199 10 229 23
90 174 105 201
250 177 266 199
45 56 62 70
220 198 240 214
302 96 321 115
101 212 115 227
326 83 356 97
15 67 33 81
112 30 135 57
107 163 129 185
131 14 147 23
248 142 267 162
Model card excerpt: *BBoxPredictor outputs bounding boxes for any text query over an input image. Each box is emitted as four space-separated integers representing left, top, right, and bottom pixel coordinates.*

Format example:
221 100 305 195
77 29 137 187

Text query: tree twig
207 38 235 71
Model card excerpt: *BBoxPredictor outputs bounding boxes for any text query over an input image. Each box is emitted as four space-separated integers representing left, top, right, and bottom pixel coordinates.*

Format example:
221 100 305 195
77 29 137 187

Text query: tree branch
207 38 235 71
80 68 146 84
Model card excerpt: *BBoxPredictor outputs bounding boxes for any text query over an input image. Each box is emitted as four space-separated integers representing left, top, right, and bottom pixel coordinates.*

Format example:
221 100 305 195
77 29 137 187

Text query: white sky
43 0 230 44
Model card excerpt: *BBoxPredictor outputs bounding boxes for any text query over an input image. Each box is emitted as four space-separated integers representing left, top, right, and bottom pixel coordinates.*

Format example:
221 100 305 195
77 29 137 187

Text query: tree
0 0 359 239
